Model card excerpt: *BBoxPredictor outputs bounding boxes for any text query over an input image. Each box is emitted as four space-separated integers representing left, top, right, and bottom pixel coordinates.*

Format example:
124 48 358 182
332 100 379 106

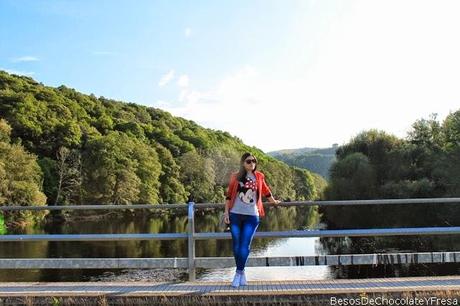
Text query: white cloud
11 56 39 62
177 75 189 87
156 0 460 152
184 27 192 38
1 68 35 76
158 69 175 87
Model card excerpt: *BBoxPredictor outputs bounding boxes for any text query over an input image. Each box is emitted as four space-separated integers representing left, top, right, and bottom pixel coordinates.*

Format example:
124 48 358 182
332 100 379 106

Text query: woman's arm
224 199 231 215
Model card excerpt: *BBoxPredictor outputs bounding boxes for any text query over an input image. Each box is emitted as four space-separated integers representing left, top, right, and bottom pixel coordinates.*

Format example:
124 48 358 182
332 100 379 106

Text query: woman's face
243 156 256 172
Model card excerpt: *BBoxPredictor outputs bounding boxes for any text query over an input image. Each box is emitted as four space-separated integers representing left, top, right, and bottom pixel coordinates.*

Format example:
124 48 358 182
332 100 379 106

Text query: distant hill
268 145 338 180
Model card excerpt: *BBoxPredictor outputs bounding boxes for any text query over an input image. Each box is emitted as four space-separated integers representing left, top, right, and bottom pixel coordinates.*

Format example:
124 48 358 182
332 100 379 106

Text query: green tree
259 159 296 201
82 131 161 204
154 143 188 204
204 146 240 186
407 113 444 150
54 146 82 205
325 152 377 200
291 167 316 201
336 129 402 185
442 110 460 151
0 119 47 224
178 150 221 203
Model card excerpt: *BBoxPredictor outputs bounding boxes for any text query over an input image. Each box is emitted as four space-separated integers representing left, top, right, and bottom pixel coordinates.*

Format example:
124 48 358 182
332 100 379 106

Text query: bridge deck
1 275 460 297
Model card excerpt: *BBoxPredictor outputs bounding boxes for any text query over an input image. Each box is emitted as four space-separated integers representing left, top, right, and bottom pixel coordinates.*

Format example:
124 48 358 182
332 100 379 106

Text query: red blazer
225 170 273 218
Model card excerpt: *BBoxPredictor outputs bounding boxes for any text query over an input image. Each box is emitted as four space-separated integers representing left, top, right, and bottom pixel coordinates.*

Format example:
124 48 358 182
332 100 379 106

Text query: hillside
268 145 338 180
0 70 325 212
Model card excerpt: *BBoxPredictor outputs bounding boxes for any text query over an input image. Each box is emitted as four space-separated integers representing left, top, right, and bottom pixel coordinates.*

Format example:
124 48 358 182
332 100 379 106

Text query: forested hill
0 70 326 210
268 145 338 180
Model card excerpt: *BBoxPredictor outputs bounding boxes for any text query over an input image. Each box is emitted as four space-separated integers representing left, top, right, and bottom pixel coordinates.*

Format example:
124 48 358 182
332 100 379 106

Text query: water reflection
319 202 460 278
2 203 458 282
0 205 325 281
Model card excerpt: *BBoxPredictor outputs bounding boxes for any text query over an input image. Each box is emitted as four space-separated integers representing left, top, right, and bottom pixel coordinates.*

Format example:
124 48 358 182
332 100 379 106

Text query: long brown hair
237 152 258 182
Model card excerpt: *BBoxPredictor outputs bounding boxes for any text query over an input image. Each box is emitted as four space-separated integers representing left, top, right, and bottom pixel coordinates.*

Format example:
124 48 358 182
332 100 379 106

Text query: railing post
187 201 196 281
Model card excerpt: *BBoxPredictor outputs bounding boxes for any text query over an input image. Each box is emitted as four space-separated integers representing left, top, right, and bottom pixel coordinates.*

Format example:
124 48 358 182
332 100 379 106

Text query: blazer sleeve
261 175 273 198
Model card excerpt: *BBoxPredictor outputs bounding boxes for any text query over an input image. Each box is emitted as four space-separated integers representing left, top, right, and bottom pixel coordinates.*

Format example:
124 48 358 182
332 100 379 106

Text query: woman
223 152 281 287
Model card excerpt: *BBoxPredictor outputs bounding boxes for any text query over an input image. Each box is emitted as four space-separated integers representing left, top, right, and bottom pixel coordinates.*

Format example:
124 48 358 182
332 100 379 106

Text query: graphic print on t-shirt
237 176 257 205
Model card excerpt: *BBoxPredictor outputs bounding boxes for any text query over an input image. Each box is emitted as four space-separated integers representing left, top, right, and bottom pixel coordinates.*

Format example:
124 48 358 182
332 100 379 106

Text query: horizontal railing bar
197 251 460 267
2 226 460 242
0 233 188 242
0 204 188 211
195 197 460 208
1 251 460 269
0 258 188 269
1 198 460 211
195 226 460 239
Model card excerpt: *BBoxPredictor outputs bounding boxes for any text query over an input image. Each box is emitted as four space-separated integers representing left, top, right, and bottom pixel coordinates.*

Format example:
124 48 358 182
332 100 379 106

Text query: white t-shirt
230 172 259 216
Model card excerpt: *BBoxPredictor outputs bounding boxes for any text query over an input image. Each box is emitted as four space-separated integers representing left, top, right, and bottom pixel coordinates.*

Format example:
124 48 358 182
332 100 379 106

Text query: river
1 203 459 282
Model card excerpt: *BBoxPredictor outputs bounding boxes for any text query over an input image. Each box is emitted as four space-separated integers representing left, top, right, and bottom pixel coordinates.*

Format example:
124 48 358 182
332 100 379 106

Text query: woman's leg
229 212 243 273
237 214 260 272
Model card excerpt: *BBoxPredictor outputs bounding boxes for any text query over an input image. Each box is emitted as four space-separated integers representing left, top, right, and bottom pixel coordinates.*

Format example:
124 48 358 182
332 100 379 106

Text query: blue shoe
239 271 247 286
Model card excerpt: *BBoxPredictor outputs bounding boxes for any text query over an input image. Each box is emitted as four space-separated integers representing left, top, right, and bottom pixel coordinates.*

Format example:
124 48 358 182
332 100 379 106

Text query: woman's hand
224 212 230 224
268 196 281 205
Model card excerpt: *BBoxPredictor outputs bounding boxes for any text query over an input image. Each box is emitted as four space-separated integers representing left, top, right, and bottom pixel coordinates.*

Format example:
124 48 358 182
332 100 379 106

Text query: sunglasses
245 159 257 164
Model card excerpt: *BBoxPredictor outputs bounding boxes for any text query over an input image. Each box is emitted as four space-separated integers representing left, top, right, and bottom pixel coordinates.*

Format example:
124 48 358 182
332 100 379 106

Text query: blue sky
0 0 315 101
2 0 460 152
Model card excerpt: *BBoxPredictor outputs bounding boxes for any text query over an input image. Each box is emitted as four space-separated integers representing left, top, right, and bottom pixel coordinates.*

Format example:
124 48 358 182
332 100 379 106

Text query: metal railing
1 198 460 281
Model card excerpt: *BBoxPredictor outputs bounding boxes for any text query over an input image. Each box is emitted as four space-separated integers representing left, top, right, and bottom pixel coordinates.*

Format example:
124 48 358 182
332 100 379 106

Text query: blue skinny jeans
229 212 260 274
